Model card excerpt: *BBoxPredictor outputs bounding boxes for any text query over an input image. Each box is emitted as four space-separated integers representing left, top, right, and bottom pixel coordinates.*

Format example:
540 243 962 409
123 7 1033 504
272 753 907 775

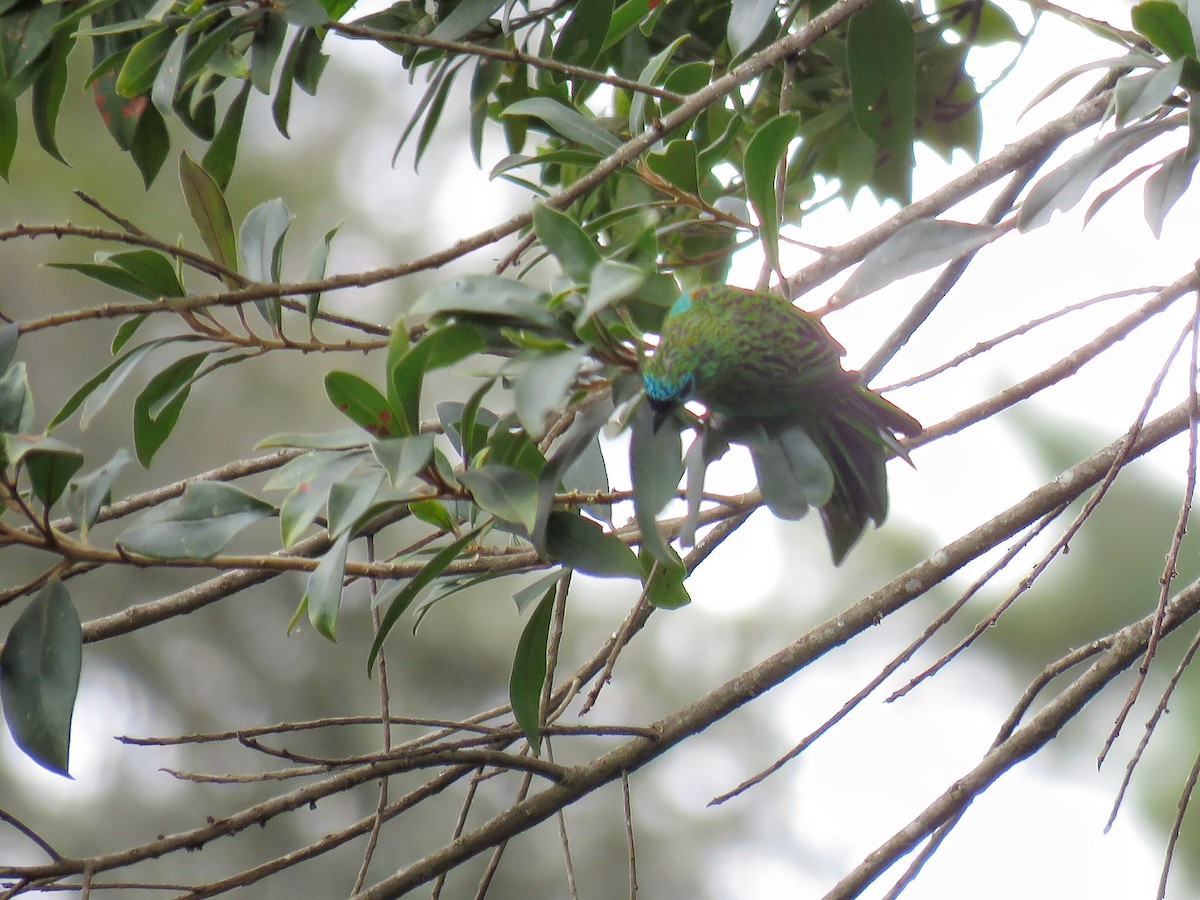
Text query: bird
641 284 922 563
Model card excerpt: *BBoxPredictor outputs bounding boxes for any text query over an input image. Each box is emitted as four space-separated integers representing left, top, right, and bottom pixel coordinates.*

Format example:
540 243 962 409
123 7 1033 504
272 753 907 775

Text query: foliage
2 0 1200 896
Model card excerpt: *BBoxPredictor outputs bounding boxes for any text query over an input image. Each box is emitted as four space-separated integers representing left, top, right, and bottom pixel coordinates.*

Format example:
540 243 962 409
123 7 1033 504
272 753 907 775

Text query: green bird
641 285 922 563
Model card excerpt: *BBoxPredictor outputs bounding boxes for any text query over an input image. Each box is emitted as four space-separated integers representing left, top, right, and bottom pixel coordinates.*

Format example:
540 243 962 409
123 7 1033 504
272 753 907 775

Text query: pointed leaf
1145 149 1197 237
327 471 385 538
1114 59 1184 127
410 276 559 331
1132 1 1196 59
179 151 238 281
240 197 293 282
545 511 639 577
117 481 273 559
576 261 644 326
430 0 503 41
728 0 776 56
64 448 132 538
630 400 683 563
0 580 81 776
132 352 208 466
367 526 485 672
514 348 586 436
389 323 486 437
509 585 554 754
459 465 539 531
512 568 568 613
0 361 34 435
6 435 85 508
745 113 800 270
304 531 350 641
744 422 833 520
641 553 690 609
552 0 613 70
1018 119 1177 231
533 203 601 283
370 433 434 487
202 81 251 190
325 371 397 437
838 220 1003 301
502 98 622 155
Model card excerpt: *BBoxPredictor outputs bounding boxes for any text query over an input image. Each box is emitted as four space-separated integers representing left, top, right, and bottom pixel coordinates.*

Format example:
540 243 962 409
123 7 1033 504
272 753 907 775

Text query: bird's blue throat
643 371 693 404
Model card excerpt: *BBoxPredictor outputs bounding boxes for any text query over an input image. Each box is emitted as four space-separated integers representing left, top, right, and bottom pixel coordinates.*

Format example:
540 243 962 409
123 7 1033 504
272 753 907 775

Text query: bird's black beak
649 399 674 434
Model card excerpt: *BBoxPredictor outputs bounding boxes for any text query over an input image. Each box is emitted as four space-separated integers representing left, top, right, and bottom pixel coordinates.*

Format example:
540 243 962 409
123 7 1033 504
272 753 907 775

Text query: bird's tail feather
812 390 918 564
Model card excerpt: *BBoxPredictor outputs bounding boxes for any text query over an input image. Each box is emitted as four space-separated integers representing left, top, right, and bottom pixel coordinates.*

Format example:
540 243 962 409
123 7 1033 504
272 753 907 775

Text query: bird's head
643 370 694 432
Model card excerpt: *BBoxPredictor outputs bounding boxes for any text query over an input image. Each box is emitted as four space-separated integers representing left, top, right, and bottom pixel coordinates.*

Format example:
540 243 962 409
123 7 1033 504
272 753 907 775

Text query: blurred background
3 0 1200 897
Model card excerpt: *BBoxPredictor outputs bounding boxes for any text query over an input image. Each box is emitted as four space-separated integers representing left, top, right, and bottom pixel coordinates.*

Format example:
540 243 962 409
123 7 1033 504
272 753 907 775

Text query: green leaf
266 448 356 491
1114 59 1184 126
31 29 71 164
1018 119 1177 231
532 395 613 550
1132 1 1196 59
409 498 457 531
256 428 366 450
728 0 776 57
250 12 286 93
179 151 238 282
935 0 1021 46
389 323 486 437
576 261 644 326
240 197 293 326
641 554 690 609
646 138 700 195
64 448 131 538
202 82 251 190
150 29 186 116
514 348 586 436
502 98 622 155
304 531 349 641
11 2 64 75
410 276 560 332
430 0 503 40
117 481 273 559
327 471 385 538
847 0 915 202
0 361 34 435
744 421 833 520
279 0 328 26
459 465 539 531
837 220 1003 302
533 203 602 283
509 585 554 753
561 432 611 523
744 113 800 271
367 526 485 672
278 453 361 545
0 322 18 374
325 371 397 437
0 95 15 181
116 25 173 97
129 99 170 187
1145 149 1197 237
132 352 208 466
628 35 688 136
629 400 683 564
6 435 85 508
0 580 81 776
510 570 567 615
545 511 639 577
305 225 339 325
370 433 434 487
552 0 613 71
49 339 169 431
